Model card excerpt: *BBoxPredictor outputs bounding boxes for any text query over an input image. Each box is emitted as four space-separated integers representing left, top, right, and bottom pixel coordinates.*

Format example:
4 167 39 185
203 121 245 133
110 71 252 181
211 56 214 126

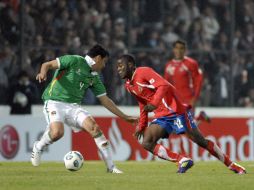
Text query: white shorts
43 100 91 132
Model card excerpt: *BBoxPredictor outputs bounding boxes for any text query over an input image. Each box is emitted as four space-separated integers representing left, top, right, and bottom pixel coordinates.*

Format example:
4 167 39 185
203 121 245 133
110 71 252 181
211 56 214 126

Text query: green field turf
0 161 253 190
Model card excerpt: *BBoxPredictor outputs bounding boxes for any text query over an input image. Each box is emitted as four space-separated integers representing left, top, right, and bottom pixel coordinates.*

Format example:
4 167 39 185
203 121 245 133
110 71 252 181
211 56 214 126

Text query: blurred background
1 0 254 110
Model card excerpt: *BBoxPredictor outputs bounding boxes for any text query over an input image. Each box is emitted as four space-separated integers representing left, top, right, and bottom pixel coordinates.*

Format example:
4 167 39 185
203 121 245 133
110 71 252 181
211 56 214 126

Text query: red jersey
164 56 203 105
125 67 188 130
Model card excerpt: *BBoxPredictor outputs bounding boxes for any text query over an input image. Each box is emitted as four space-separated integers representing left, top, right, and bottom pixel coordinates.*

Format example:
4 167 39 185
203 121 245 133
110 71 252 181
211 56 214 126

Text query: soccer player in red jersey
116 54 246 174
164 40 210 124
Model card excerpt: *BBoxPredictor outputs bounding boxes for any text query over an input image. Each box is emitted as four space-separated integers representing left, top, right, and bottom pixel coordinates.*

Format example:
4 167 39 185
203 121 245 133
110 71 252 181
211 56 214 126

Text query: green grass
0 161 253 190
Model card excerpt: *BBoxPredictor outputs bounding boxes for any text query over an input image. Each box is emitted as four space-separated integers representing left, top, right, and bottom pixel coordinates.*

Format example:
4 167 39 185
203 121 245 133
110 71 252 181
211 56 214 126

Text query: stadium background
1 0 254 107
1 0 254 162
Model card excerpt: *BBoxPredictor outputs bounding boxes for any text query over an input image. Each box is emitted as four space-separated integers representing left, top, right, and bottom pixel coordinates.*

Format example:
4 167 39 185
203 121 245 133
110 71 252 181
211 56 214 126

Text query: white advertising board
0 115 71 161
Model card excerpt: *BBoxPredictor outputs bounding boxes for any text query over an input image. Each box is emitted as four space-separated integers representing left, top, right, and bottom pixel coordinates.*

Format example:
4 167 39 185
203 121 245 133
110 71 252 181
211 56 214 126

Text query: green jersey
42 55 106 104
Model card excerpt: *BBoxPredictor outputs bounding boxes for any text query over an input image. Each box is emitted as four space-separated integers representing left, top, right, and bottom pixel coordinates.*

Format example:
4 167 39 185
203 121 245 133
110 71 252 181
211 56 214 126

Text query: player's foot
197 111 211 123
177 158 194 173
107 167 123 174
228 162 246 174
31 141 42 166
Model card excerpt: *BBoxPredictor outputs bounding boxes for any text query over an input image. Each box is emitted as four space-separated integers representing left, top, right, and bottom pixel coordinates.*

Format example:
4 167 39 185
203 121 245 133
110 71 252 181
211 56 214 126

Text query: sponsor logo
73 117 254 161
0 125 20 159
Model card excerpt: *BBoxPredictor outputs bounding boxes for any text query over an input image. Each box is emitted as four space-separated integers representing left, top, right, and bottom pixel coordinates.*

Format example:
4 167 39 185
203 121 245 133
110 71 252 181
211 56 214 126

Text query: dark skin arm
144 104 157 112
135 103 156 139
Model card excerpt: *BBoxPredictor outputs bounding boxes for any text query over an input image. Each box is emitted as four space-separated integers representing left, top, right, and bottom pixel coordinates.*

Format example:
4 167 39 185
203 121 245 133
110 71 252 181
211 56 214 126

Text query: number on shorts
175 118 183 129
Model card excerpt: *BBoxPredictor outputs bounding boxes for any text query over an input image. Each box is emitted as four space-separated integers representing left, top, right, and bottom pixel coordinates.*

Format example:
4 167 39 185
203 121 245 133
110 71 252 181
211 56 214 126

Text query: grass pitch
0 161 253 190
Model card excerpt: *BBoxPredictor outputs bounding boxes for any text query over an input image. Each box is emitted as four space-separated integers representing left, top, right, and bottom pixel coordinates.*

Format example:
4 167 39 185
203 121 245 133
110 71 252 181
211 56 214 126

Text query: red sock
153 144 184 162
206 140 232 166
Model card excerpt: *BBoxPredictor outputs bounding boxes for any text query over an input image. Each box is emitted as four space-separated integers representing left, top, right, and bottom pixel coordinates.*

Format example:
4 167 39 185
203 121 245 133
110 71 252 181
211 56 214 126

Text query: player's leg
79 114 122 173
142 123 193 173
142 124 182 161
196 110 211 125
188 106 210 126
176 108 210 156
185 96 210 125
35 122 64 150
186 127 232 165
185 110 246 174
31 101 65 166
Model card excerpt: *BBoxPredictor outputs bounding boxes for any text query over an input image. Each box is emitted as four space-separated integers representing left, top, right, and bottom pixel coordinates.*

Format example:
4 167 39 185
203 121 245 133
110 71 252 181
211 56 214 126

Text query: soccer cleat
107 167 123 174
197 111 211 123
31 141 42 166
229 162 246 174
177 158 194 173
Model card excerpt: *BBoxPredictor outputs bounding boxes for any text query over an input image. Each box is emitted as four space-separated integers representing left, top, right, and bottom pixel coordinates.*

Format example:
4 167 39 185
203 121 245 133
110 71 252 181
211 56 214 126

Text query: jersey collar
85 55 98 75
172 56 187 62
85 55 96 67
131 69 137 82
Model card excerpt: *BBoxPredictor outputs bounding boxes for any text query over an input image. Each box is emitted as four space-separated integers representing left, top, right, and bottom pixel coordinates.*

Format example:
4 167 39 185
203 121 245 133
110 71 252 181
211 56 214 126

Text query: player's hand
123 115 139 125
134 125 145 141
36 73 47 83
134 129 144 141
144 104 156 112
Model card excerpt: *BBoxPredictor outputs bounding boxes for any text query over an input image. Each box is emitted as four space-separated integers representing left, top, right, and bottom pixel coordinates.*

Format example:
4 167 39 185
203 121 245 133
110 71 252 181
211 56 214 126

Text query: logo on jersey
167 65 176 75
76 69 81 75
149 78 155 84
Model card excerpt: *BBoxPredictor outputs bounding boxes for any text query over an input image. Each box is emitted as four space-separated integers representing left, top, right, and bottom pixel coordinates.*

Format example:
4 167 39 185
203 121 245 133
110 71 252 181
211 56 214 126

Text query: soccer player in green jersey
31 44 137 173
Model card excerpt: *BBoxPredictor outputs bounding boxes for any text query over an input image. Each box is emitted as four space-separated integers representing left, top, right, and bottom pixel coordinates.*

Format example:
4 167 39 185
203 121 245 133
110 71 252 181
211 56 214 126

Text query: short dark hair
173 39 187 48
118 54 136 66
87 44 109 58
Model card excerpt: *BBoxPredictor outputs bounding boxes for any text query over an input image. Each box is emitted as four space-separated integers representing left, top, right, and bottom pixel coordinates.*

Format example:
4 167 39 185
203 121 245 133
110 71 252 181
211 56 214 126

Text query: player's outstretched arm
36 60 59 83
98 95 138 124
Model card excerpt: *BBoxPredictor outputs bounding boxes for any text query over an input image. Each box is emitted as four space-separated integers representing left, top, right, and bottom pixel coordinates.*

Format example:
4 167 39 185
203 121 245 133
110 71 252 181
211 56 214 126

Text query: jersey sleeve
136 96 148 131
136 67 170 107
90 75 107 97
57 55 78 69
137 67 169 88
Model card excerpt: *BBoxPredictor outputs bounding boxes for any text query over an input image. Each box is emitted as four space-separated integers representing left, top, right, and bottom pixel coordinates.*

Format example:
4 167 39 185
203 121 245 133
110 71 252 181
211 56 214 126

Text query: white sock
94 134 114 170
36 128 53 151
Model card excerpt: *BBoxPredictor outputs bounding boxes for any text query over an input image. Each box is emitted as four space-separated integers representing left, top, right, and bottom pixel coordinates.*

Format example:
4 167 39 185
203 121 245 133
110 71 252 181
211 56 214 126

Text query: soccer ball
64 151 84 171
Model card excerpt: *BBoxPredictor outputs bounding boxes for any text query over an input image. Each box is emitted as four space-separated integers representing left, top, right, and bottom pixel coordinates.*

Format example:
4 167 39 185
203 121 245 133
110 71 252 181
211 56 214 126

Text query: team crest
167 66 175 75
179 66 185 72
149 78 155 84
76 69 81 75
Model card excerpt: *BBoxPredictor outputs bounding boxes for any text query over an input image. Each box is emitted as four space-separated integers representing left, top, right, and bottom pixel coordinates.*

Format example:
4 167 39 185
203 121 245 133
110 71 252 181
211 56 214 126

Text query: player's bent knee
88 123 101 137
82 117 102 137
